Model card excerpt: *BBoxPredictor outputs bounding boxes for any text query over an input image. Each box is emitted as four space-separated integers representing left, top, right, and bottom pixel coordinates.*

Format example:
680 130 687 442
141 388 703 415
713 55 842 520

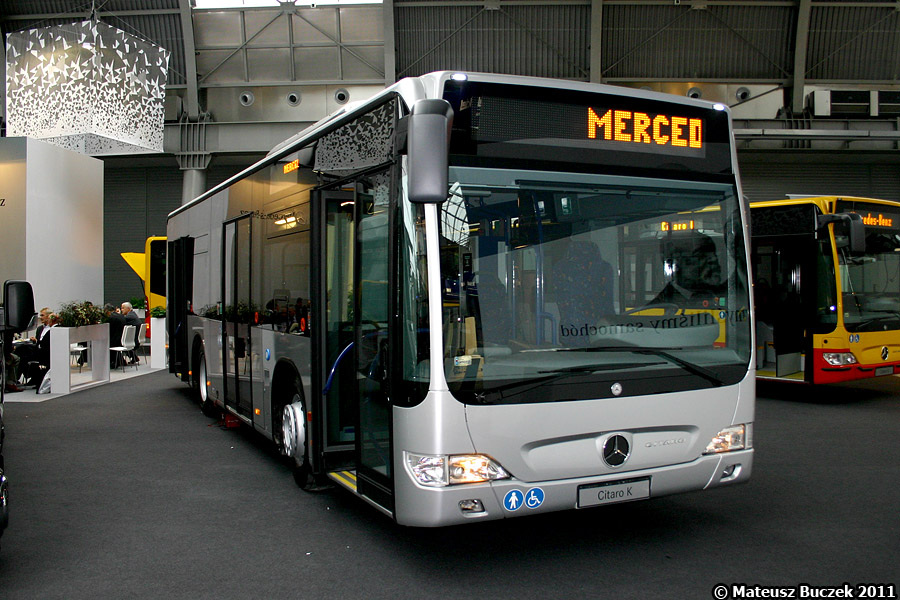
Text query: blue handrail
322 341 354 395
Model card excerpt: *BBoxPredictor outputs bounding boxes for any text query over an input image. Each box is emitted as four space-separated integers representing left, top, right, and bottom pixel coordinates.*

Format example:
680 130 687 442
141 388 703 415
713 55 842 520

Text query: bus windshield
436 166 751 404
837 201 900 333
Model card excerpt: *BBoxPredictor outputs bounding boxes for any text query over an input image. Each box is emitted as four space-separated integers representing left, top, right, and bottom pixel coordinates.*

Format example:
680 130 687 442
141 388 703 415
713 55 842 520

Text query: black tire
278 376 315 490
196 350 217 417
189 342 202 392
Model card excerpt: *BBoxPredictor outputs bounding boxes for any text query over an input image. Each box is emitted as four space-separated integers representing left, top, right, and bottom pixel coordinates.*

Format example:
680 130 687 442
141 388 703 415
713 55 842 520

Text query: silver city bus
166 72 754 526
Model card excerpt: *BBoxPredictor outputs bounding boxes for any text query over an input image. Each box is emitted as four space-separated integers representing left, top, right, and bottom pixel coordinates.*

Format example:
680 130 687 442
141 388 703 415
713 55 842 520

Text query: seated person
3 331 24 392
121 302 142 363
290 298 310 336
11 334 37 368
105 304 126 367
24 307 54 386
650 233 724 308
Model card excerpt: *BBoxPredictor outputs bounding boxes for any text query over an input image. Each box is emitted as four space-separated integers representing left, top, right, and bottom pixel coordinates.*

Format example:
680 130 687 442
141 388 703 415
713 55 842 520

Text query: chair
136 323 148 363
110 325 137 371
70 342 88 372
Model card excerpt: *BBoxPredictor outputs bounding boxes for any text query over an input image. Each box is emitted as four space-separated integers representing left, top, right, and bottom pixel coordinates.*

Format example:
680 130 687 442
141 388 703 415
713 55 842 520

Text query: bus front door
319 183 393 512
168 236 194 381
222 215 254 420
753 236 809 379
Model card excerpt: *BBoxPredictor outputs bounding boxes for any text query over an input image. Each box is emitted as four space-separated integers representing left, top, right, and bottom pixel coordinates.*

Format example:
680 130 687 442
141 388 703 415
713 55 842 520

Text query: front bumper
395 448 753 527
813 348 900 384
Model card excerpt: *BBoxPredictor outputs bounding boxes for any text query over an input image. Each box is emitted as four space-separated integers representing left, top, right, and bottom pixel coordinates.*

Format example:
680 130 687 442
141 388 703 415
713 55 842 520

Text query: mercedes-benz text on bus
166 72 754 526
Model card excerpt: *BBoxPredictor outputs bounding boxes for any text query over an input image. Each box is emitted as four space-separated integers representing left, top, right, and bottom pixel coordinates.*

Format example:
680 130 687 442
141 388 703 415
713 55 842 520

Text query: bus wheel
197 351 216 417
281 381 315 490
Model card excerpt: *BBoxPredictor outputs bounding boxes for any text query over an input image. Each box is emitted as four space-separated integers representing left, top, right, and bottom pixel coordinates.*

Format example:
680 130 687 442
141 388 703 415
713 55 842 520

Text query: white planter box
49 323 110 394
150 317 167 369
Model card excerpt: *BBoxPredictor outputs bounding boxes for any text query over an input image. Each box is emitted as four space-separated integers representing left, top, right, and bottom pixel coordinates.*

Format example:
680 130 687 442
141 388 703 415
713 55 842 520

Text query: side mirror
406 99 454 204
845 212 866 253
817 212 866 254
2 280 36 333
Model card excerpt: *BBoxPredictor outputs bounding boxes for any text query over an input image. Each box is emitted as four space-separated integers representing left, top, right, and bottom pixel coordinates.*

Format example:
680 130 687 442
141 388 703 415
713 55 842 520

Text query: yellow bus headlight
822 352 858 366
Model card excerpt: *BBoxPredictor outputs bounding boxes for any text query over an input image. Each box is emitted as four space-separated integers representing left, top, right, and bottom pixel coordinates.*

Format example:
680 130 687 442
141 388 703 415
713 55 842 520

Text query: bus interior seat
474 273 513 348
554 240 614 344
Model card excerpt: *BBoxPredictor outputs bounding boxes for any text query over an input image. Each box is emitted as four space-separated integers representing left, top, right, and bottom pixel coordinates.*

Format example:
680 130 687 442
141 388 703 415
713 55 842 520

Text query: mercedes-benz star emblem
882 346 889 361
603 435 630 468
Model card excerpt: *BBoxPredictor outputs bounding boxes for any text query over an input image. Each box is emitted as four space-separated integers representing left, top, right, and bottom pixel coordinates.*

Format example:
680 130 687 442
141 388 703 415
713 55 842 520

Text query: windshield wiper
557 345 724 387
636 349 724 387
476 374 562 401
474 347 724 401
476 361 666 402
854 313 900 330
539 362 665 374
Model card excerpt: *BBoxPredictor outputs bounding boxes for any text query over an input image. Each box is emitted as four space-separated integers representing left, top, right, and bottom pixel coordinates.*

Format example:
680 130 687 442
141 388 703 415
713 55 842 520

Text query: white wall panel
25 138 104 309
0 138 28 286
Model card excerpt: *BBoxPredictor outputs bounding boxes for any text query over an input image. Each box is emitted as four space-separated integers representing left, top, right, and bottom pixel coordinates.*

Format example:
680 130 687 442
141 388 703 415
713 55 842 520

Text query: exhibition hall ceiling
3 1 900 88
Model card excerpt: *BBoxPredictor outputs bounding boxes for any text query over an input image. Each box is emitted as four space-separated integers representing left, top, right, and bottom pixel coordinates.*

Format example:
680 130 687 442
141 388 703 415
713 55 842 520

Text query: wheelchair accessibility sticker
524 487 545 509
503 488 545 511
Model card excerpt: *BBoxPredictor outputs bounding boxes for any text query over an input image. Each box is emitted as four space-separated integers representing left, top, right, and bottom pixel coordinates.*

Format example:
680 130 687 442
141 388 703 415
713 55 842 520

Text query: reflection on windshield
839 228 900 333
437 167 751 403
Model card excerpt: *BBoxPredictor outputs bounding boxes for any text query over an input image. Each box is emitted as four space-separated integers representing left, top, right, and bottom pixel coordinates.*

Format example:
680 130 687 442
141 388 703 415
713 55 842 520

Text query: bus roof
169 71 732 221
750 196 900 214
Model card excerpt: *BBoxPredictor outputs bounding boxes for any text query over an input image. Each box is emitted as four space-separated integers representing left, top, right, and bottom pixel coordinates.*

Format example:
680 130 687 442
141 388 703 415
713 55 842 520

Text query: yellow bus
750 196 900 384
121 236 167 313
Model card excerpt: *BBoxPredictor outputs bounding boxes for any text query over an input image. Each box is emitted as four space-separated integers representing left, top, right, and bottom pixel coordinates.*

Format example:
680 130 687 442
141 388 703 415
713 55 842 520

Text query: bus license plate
578 478 650 508
875 366 893 377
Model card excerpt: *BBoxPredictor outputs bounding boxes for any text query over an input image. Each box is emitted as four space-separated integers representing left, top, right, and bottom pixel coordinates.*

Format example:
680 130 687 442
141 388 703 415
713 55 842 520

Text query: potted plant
57 301 104 327
200 304 221 320
130 296 146 320
50 300 110 394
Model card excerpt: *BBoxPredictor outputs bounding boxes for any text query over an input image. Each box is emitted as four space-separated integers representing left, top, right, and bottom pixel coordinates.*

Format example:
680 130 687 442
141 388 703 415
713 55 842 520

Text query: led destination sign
588 108 703 151
661 219 696 232
283 159 300 174
839 201 900 231
444 80 731 174
860 213 893 227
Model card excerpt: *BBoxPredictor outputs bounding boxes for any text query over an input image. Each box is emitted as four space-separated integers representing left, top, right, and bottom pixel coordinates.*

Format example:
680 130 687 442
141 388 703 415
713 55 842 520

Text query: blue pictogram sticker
503 489 524 511
524 487 545 509
266 348 271 361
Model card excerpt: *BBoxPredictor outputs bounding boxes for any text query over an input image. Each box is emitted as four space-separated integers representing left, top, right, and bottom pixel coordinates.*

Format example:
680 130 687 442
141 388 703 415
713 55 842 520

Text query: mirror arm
816 212 866 254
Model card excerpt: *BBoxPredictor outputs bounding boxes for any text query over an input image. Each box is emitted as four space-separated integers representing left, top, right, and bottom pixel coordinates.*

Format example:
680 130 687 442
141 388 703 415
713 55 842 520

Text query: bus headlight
405 452 510 487
704 424 751 454
822 352 858 366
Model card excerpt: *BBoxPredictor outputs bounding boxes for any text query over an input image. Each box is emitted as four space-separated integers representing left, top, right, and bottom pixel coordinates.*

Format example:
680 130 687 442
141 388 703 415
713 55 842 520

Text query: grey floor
0 370 897 599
